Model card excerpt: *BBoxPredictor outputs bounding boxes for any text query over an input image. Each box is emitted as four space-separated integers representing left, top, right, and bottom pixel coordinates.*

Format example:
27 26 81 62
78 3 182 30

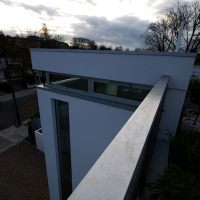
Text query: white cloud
0 0 60 16
0 0 192 50
69 15 149 49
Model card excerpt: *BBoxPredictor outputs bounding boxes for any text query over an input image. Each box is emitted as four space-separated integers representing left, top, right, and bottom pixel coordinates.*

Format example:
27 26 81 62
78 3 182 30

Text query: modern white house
30 49 196 200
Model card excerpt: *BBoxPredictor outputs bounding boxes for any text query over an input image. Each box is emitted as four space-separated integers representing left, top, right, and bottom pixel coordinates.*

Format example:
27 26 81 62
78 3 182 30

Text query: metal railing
67 75 169 200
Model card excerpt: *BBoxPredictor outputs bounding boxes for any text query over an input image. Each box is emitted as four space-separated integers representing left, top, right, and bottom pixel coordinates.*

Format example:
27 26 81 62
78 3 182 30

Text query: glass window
50 74 88 91
55 100 72 199
94 82 150 102
61 177 72 200
55 100 72 181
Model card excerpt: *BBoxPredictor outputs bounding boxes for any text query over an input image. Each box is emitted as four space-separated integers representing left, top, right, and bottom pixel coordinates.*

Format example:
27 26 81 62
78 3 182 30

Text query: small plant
29 111 40 119
187 80 200 125
23 103 40 145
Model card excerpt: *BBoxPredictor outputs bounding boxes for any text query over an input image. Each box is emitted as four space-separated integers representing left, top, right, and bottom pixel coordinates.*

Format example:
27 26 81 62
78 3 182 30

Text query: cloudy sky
0 0 191 50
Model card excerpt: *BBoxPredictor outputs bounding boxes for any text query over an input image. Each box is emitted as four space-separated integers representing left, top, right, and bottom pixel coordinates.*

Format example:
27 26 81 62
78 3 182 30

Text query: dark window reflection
55 100 72 200
50 74 88 91
94 82 150 102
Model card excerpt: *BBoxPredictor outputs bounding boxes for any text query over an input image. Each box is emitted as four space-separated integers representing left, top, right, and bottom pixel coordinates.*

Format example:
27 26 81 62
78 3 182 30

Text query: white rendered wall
31 49 197 200
35 129 44 153
37 88 134 199
30 49 196 91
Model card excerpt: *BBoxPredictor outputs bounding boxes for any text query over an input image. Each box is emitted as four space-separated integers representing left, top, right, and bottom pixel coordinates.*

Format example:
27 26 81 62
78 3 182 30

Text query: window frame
91 78 152 107
47 72 91 95
47 72 152 107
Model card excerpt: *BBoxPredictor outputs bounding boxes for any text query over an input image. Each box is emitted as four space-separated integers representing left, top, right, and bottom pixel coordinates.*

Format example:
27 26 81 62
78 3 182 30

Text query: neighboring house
0 35 69 89
7 35 69 49
0 57 22 80
0 58 5 79
30 49 196 200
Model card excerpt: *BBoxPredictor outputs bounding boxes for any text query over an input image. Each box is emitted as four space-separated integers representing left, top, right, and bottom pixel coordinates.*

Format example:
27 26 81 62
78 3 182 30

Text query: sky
0 0 191 50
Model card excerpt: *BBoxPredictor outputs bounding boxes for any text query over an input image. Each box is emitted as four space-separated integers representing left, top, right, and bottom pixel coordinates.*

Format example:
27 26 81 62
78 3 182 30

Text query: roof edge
29 48 197 57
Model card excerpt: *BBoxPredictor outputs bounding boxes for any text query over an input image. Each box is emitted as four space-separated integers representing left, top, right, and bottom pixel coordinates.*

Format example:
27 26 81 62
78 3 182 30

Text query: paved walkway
0 88 37 103
0 120 30 153
0 140 50 200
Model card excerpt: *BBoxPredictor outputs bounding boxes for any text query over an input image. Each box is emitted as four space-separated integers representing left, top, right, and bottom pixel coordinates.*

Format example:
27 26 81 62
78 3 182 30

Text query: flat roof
29 48 197 58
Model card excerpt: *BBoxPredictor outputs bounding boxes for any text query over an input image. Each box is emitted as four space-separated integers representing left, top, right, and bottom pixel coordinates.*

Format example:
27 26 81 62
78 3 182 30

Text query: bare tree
53 34 65 43
98 45 112 50
141 0 200 52
71 37 97 50
134 48 147 51
40 23 67 48
12 24 68 85
115 46 123 51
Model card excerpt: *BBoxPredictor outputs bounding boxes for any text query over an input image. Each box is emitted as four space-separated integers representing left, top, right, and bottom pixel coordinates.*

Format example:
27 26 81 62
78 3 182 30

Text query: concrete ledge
67 75 169 200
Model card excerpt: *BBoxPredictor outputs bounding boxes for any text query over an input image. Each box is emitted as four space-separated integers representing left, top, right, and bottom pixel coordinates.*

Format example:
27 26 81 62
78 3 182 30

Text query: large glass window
94 82 150 102
50 74 88 91
55 100 72 200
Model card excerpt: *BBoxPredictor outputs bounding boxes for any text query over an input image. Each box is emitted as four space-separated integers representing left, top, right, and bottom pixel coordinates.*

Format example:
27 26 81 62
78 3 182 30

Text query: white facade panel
30 49 196 91
37 88 133 197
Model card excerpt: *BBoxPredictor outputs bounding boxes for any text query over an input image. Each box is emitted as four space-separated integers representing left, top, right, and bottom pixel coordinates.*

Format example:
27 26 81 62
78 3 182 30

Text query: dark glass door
55 100 72 199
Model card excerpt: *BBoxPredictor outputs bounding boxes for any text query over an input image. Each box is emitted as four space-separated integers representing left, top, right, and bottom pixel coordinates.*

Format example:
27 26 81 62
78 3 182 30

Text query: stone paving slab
0 136 13 151
0 123 29 153
2 132 24 143
0 88 37 103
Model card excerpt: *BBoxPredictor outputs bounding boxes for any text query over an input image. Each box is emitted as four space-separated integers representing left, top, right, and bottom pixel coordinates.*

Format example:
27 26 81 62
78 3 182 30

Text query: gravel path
0 140 50 200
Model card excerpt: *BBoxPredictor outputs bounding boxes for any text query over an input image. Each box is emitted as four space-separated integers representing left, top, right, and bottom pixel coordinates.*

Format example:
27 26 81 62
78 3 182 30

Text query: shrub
170 130 200 178
149 166 200 200
187 80 200 124
29 111 40 119
149 130 200 199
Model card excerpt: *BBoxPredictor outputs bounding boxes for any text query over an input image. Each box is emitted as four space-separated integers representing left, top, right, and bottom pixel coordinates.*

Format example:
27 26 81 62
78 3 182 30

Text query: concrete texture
0 88 37 103
0 120 30 153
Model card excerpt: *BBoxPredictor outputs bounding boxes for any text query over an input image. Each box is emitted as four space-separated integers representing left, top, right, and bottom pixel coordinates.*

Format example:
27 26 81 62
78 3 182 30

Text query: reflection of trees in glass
94 82 150 102
50 74 88 91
